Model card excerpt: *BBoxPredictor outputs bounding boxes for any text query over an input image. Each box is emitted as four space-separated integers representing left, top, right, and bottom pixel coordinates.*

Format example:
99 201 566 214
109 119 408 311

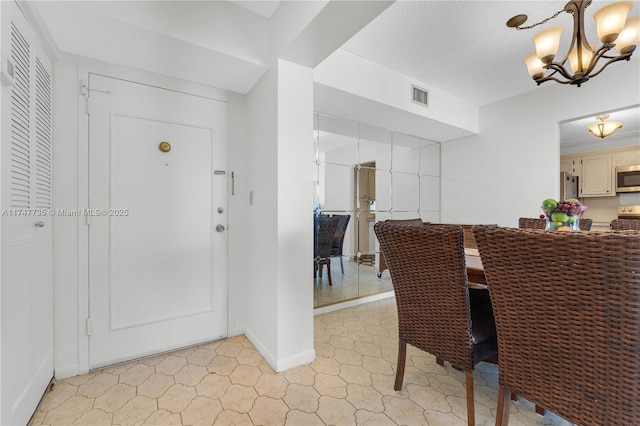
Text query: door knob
216 225 225 232
35 221 45 228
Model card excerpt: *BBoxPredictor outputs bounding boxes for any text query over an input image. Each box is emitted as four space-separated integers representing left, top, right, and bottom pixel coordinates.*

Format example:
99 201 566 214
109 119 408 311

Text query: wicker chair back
611 218 640 230
374 222 497 425
473 225 640 426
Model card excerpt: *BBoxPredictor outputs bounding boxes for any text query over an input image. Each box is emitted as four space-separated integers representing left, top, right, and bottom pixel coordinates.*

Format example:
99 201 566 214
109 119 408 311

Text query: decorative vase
542 204 587 231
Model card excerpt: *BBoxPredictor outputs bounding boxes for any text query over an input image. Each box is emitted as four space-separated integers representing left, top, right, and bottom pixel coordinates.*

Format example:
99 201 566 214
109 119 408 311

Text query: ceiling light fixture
587 114 623 138
507 1 640 87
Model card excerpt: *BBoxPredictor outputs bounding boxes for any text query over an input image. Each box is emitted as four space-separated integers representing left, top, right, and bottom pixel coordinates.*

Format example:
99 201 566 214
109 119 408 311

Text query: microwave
616 165 640 193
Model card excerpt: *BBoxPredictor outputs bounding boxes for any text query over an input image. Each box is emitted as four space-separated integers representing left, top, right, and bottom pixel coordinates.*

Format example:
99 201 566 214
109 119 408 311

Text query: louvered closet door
0 2 54 425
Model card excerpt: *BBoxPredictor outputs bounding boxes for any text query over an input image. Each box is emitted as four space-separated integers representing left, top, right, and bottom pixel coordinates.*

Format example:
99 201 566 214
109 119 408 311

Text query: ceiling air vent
412 85 429 107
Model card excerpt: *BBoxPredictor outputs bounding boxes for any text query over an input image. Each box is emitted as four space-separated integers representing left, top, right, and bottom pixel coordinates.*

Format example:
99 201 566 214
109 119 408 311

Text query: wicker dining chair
330 214 351 274
472 225 640 426
374 222 498 426
611 218 640 230
314 215 340 285
518 217 592 231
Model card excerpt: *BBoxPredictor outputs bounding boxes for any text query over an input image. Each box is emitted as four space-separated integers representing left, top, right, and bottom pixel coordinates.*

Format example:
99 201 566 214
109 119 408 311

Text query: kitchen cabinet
580 152 614 196
561 155 581 176
561 145 639 198
612 148 640 169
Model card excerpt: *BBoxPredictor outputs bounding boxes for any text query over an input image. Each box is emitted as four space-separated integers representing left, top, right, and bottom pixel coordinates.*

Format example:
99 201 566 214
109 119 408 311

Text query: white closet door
0 2 54 425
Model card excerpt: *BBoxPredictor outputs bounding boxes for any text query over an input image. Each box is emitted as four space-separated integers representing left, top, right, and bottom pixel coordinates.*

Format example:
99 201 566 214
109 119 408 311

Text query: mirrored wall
313 113 442 308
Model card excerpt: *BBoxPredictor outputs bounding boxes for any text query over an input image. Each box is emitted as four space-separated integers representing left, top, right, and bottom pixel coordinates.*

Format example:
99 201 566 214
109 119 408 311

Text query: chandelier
587 114 623 138
507 1 640 86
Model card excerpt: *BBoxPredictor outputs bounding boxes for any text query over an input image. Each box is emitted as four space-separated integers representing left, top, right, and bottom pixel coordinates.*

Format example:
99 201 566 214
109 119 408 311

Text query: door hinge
86 318 92 336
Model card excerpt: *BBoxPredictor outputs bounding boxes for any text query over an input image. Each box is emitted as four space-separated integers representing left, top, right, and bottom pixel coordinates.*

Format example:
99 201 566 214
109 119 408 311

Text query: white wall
275 59 315 370
242 60 315 372
314 49 479 136
244 67 279 367
440 60 640 227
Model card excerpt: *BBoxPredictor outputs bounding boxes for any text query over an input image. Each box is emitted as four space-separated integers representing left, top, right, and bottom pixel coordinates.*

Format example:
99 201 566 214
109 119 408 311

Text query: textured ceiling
32 0 640 144
342 0 640 107
339 0 640 143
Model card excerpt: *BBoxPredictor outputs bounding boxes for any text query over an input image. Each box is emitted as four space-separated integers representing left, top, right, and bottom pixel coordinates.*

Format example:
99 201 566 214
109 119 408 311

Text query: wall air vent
412 85 429 107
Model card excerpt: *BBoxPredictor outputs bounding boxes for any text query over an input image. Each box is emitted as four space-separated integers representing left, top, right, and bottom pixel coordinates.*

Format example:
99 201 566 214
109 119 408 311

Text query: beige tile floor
31 298 572 426
314 257 392 308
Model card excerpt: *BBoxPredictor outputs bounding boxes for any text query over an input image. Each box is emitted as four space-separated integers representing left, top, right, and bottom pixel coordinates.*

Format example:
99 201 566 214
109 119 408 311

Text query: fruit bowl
540 198 587 231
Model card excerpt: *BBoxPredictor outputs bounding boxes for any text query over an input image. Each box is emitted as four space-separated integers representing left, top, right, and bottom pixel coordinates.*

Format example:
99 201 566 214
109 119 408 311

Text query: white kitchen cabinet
580 152 614 197
561 155 581 176
612 147 640 168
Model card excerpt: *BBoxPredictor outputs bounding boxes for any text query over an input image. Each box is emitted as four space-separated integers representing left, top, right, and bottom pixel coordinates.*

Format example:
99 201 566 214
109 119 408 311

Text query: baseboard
313 291 394 316
275 349 316 372
54 364 83 380
243 329 278 371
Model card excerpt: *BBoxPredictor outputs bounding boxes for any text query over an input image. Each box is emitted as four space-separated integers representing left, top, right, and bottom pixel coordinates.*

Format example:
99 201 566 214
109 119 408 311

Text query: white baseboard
313 291 394 316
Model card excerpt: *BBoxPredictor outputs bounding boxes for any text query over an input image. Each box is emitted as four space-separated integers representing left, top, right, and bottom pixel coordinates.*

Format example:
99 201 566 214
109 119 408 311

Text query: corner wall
242 60 315 372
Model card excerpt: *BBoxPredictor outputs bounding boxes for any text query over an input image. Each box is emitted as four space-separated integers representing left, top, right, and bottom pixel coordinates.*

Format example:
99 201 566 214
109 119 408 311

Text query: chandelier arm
578 44 616 76
544 63 575 81
587 55 632 79
599 52 634 60
534 75 572 85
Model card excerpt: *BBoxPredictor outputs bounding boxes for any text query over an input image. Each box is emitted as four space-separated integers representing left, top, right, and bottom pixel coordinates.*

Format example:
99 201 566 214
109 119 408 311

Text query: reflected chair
473 225 640 426
611 218 640 230
330 214 351 274
374 222 498 426
518 217 592 230
314 215 340 286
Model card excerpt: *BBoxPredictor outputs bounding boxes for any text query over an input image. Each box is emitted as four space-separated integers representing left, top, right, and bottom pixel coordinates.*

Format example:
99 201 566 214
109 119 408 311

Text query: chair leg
394 340 407 391
465 371 475 426
327 262 332 286
340 256 344 274
436 356 444 366
495 386 511 426
535 405 546 416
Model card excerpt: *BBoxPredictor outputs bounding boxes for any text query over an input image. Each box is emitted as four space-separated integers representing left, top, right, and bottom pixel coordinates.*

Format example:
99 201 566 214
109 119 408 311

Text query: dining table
465 248 487 287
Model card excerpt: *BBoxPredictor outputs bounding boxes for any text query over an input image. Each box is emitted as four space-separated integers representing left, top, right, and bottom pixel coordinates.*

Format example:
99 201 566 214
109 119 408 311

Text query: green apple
541 198 558 213
551 212 569 223
568 215 579 223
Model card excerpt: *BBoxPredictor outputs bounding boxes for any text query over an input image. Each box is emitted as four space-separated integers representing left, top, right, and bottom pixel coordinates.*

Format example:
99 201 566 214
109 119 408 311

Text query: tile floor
31 298 572 425
314 257 392 308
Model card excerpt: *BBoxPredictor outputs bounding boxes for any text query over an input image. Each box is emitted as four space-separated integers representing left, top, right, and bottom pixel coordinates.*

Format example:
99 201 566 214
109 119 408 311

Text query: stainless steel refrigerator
560 172 579 200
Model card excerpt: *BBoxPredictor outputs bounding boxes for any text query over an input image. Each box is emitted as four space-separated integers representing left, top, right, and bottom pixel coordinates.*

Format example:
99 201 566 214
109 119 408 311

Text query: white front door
87 74 228 368
1 2 54 424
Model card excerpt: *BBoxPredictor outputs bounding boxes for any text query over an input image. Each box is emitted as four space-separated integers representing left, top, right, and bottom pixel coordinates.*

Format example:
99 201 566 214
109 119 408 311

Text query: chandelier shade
587 114 623 138
592 1 633 43
616 16 640 53
508 1 640 86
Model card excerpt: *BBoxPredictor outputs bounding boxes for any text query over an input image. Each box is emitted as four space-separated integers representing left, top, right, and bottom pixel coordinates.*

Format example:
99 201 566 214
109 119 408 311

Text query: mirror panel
314 113 441 308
